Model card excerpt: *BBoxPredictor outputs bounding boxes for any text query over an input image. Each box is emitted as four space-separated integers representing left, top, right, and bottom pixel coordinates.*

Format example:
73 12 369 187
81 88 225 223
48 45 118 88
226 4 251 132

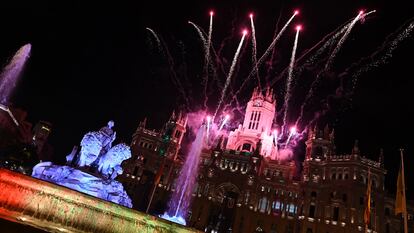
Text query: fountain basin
0 169 200 233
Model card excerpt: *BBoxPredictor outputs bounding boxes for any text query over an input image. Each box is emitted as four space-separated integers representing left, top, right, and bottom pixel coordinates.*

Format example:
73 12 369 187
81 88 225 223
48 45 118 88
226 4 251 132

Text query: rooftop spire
352 139 360 155
169 110 176 122
379 148 384 167
323 124 330 140
138 117 147 129
329 128 335 142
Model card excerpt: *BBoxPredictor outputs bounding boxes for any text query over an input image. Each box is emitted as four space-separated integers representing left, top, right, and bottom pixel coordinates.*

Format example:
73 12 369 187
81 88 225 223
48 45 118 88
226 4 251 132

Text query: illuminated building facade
120 112 187 211
0 105 37 174
32 121 52 154
120 88 413 233
0 104 32 148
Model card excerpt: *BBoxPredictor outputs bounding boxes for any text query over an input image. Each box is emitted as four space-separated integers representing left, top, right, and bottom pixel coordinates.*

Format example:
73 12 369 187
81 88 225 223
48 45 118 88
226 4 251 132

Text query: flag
395 158 406 215
364 170 372 226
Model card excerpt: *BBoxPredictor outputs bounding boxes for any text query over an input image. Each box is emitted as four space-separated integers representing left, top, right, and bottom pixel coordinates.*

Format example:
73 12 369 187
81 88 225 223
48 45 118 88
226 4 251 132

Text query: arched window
272 200 281 211
333 206 340 221
242 143 252 151
193 182 199 194
270 223 277 233
344 173 349 180
204 183 209 195
308 204 315 218
259 197 268 213
385 207 390 216
314 147 323 157
289 203 295 214
244 190 250 204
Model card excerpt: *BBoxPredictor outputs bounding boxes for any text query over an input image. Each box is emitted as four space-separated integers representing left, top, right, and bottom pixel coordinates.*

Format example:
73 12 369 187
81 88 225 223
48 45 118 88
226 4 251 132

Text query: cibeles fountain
0 44 198 232
32 120 133 208
0 120 197 233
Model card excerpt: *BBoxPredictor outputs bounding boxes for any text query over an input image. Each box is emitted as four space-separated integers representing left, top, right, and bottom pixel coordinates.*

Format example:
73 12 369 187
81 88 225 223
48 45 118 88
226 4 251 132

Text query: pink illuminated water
161 125 205 225
0 44 31 104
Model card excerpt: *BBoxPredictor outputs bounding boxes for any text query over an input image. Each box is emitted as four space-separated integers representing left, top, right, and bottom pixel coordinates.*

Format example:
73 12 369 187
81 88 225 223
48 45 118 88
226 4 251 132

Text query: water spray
161 125 206 225
0 44 31 104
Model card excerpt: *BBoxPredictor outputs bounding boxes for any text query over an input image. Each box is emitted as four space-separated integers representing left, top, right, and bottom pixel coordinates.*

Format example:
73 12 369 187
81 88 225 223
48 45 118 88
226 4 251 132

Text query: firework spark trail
281 27 301 133
227 12 297 107
187 23 223 92
208 42 245 112
250 13 261 90
349 19 414 94
206 115 211 143
265 9 284 84
188 21 207 43
188 21 211 108
294 10 376 126
285 133 293 148
324 12 362 71
206 12 214 72
145 28 162 51
208 39 241 112
213 31 247 121
325 10 375 71
273 130 279 149
269 11 374 87
158 34 191 109
202 12 214 109
292 23 355 126
146 28 187 103
299 17 413 135
218 114 230 131
177 42 194 104
254 12 297 76
285 127 297 148
217 15 238 59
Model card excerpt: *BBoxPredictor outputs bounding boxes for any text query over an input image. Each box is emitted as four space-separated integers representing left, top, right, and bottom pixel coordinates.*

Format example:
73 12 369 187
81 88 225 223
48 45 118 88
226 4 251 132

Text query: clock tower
226 87 278 159
241 87 275 134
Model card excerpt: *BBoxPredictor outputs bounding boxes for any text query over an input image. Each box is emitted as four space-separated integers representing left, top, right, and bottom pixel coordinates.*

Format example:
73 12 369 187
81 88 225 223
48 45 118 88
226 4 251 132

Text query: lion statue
97 143 131 179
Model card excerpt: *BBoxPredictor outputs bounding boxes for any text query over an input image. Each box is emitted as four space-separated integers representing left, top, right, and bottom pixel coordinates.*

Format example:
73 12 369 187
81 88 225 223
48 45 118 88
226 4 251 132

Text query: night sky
1 1 413 197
